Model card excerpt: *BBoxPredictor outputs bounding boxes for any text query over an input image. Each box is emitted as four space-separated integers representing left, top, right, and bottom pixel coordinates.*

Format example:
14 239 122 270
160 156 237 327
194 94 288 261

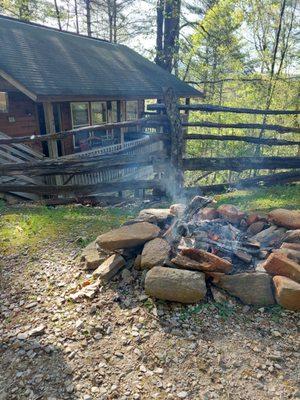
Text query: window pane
71 102 89 128
91 102 107 125
0 92 8 113
126 101 138 121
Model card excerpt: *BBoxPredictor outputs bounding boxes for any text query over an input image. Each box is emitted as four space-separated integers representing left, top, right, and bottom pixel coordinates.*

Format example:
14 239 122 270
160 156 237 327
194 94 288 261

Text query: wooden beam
183 156 300 171
43 102 58 158
147 103 300 115
186 171 300 195
183 121 300 134
0 151 166 176
0 179 162 195
0 116 168 145
0 68 37 101
184 133 300 146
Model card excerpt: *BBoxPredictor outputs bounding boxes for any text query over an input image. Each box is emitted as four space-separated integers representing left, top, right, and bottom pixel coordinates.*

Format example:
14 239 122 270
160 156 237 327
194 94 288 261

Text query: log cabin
0 15 202 159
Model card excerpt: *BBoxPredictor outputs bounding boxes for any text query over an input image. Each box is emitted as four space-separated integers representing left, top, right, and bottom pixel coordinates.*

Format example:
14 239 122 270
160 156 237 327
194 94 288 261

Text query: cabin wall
0 91 42 152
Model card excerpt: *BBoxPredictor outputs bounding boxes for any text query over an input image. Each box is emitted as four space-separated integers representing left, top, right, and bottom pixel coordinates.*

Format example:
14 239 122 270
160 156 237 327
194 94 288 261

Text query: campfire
75 196 300 311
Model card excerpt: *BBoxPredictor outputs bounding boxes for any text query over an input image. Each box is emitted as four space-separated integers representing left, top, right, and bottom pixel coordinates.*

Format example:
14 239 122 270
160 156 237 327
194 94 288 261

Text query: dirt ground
0 210 300 400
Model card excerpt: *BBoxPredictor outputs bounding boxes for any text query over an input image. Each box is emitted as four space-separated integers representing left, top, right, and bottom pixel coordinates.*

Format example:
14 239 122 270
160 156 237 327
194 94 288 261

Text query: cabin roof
0 15 202 102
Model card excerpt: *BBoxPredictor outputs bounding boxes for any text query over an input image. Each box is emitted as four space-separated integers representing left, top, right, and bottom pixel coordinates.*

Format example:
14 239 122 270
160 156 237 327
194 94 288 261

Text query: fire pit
77 197 300 311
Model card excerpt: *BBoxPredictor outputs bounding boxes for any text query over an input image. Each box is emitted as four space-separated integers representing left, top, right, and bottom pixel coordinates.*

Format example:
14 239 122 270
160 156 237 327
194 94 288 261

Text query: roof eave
0 69 37 101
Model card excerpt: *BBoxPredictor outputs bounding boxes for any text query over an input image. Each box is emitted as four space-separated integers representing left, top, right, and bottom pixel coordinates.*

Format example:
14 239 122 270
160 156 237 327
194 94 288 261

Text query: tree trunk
54 0 62 30
86 0 92 36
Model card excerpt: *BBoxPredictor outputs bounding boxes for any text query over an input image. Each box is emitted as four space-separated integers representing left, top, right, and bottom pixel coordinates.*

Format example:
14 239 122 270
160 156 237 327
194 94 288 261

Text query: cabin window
110 101 118 122
126 100 138 120
91 102 107 125
71 102 89 127
0 92 8 113
71 102 90 148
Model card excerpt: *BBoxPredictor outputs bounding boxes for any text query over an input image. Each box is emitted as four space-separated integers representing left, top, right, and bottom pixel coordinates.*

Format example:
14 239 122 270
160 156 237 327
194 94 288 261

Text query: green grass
214 184 299 212
0 204 135 254
0 184 298 255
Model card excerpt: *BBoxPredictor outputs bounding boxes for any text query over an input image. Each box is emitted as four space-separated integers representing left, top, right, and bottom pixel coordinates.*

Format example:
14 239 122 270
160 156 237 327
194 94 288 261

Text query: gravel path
0 236 299 400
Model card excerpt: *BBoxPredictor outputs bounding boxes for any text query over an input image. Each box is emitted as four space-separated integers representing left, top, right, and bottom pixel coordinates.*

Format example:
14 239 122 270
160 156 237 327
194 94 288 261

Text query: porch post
43 102 62 187
43 102 58 158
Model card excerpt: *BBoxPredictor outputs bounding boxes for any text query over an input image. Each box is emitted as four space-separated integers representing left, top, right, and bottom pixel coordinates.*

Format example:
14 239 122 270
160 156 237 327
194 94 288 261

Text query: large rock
268 209 300 230
273 248 300 263
273 276 300 311
217 204 245 224
96 222 160 250
262 253 300 283
93 254 125 281
284 230 300 243
138 209 173 225
251 226 286 248
80 248 107 270
141 238 171 269
145 266 207 304
215 272 275 305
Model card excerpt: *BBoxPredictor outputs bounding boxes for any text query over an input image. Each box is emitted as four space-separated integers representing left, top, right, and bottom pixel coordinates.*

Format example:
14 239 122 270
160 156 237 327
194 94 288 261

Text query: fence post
163 87 184 199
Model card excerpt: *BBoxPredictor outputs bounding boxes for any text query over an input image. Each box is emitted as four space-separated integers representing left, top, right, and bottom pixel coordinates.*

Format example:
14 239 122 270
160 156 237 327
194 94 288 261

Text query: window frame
70 102 90 149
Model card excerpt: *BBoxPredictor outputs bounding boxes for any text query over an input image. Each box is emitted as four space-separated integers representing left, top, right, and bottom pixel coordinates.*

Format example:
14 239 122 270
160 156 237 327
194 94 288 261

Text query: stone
96 222 160 250
247 221 266 236
211 286 230 303
217 204 245 224
141 238 171 269
121 268 134 284
251 226 286 248
247 213 263 225
273 276 300 311
93 254 126 281
81 248 106 270
134 254 142 270
281 242 300 251
262 253 300 283
269 209 300 230
199 207 219 220
284 229 300 243
69 280 100 301
145 266 207 304
138 208 173 225
169 203 186 218
273 248 300 263
215 272 275 305
174 248 232 273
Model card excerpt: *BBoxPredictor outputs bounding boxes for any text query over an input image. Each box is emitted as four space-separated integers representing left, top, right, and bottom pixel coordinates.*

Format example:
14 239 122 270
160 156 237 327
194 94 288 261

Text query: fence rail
0 87 299 201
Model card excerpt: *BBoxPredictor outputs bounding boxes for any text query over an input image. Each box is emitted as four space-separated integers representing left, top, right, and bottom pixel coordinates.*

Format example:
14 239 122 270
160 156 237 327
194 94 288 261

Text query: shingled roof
0 15 202 102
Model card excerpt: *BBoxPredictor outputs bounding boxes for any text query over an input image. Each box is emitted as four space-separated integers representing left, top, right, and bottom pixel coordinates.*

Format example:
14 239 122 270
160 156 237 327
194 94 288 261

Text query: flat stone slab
262 253 300 283
93 254 125 281
138 208 173 224
269 209 300 230
141 238 171 269
96 222 160 250
145 266 207 304
215 272 275 305
273 275 300 311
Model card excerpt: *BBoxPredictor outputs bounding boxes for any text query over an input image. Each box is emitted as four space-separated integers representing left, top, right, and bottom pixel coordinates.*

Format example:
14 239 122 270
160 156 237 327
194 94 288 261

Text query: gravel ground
0 235 299 400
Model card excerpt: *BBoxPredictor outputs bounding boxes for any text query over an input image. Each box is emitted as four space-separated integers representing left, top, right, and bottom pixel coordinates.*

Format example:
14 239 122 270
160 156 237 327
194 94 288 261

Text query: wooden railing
0 88 299 201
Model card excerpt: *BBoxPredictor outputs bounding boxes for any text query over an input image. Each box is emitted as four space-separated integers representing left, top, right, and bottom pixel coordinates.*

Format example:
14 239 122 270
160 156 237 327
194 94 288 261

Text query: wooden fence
0 87 299 202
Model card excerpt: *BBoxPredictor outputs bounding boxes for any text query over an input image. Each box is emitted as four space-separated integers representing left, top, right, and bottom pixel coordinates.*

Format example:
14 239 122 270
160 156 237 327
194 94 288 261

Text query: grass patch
214 184 299 212
0 204 136 255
